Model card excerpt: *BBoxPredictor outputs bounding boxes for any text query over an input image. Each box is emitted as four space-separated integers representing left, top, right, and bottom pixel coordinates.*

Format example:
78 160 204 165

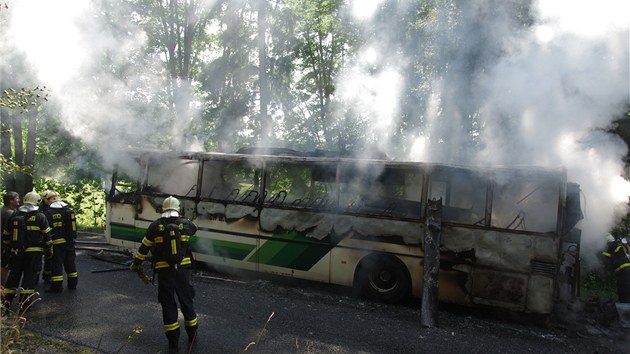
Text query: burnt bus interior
111 151 581 233
108 148 583 311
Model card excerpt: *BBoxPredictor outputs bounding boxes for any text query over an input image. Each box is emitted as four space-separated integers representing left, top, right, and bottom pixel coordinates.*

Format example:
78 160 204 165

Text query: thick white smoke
344 0 630 261
4 1 630 260
475 2 629 256
4 1 204 170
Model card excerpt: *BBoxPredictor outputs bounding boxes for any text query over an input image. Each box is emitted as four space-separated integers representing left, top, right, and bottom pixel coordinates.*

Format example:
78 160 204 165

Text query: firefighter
1 191 20 287
1 191 51 315
130 196 199 351
42 191 78 293
602 233 630 303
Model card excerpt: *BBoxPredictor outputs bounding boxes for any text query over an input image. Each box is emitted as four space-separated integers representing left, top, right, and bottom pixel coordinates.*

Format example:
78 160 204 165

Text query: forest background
1 0 630 242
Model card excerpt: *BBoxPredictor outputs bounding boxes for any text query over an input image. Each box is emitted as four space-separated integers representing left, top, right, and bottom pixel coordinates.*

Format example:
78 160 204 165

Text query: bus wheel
355 255 410 304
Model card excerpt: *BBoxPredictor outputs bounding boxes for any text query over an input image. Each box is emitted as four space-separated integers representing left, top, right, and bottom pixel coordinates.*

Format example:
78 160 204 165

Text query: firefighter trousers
616 267 630 303
157 267 198 346
2 251 43 314
49 242 78 291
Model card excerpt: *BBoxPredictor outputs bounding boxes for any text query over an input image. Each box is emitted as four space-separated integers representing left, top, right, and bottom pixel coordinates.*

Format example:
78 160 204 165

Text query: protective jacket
133 216 196 270
8 209 51 253
45 205 77 245
602 238 630 273
602 237 630 303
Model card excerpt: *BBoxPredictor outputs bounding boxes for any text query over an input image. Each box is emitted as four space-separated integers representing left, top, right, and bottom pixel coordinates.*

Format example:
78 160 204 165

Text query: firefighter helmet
162 196 180 212
42 190 62 205
23 191 42 206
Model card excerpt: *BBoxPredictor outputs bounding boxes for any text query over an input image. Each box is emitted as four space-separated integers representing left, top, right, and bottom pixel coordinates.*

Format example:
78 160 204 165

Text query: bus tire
354 254 410 304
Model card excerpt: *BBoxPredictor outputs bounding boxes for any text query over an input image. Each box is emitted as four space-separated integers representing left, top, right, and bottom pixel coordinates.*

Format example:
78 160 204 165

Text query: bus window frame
200 156 264 206
427 166 488 226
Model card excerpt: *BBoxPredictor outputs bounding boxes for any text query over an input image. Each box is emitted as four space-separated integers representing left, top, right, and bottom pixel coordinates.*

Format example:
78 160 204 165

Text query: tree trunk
258 0 271 144
23 106 38 193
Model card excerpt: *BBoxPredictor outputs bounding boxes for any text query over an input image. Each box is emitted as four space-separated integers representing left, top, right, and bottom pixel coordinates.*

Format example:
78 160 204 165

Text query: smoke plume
3 0 630 261
343 0 630 259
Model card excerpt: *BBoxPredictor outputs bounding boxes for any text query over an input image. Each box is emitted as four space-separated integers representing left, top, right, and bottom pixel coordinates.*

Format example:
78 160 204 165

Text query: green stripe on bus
112 225 329 268
110 224 144 242
190 238 255 260
255 231 300 264
286 245 331 271
253 231 332 271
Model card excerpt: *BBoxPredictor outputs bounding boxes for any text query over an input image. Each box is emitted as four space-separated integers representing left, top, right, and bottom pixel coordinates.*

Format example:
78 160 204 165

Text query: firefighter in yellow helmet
1 191 51 315
42 191 78 293
130 196 199 351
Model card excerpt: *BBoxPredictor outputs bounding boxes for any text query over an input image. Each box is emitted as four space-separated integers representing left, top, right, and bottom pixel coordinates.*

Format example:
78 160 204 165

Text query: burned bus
105 148 583 314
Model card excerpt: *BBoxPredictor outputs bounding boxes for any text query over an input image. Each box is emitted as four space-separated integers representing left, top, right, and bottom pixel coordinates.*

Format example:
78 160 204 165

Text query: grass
243 311 275 352
1 295 91 354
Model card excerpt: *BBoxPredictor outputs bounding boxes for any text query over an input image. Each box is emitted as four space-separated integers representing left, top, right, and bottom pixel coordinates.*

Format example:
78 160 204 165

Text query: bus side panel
107 201 143 248
329 246 365 287
471 269 528 311
192 213 260 273
442 227 558 313
527 275 554 314
136 195 161 222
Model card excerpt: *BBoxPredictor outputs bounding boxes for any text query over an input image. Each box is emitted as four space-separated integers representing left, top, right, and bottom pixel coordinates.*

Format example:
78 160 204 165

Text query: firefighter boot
185 323 198 343
42 272 51 285
45 282 63 293
165 328 180 351
68 273 78 290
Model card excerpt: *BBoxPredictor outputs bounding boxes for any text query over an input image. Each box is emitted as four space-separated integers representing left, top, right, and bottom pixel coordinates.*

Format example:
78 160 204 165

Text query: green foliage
0 87 49 111
610 111 630 162
0 155 31 177
581 270 617 300
34 178 106 230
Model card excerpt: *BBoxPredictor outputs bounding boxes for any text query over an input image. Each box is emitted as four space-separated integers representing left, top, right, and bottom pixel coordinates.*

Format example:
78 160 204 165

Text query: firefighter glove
130 263 139 271
46 247 53 259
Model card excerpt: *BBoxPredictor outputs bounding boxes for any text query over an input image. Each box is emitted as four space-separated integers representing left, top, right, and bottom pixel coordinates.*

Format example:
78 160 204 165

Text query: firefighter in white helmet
131 196 199 350
1 191 51 315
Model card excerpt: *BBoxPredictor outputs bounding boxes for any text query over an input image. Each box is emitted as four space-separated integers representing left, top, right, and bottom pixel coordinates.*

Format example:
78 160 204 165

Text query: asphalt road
13 233 630 354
